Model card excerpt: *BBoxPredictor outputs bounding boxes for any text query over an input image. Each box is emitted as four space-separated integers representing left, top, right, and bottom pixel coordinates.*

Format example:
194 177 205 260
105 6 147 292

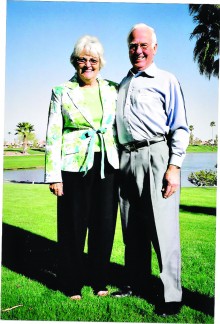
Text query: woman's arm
45 87 63 184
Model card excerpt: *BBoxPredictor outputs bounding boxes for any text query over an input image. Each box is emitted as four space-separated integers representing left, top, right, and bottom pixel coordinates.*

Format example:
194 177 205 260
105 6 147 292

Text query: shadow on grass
1 222 214 317
180 204 216 216
4 149 24 153
1 223 57 290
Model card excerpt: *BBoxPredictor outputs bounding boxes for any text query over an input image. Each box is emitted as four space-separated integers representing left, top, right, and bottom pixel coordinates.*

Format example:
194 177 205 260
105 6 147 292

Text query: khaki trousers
119 140 182 302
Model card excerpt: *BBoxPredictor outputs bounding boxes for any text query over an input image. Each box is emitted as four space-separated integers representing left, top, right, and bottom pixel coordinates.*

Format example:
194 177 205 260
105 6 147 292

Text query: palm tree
210 121 216 144
189 125 194 145
15 122 35 154
8 131 11 144
189 4 219 79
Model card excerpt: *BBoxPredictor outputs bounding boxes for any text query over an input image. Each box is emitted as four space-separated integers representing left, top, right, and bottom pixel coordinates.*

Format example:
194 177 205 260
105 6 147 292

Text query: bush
188 169 217 186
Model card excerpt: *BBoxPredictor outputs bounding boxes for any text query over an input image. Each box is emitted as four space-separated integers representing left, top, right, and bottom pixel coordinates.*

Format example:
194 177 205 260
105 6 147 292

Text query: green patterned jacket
44 74 119 183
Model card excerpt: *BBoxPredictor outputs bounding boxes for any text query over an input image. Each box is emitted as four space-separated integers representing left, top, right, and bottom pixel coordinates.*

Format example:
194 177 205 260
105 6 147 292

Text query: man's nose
135 44 143 54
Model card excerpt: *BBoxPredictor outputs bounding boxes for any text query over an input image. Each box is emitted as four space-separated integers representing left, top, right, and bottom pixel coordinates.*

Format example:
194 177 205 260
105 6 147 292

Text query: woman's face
75 50 100 86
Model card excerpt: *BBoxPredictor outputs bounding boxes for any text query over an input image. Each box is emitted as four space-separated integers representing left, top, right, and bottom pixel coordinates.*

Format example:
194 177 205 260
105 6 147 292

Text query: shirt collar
128 62 157 78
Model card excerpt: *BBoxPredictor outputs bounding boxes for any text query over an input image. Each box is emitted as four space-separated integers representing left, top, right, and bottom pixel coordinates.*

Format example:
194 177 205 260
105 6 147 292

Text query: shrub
188 169 217 186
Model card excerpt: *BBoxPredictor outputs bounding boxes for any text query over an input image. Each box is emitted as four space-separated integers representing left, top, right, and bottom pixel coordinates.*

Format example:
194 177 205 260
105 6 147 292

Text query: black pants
57 153 119 296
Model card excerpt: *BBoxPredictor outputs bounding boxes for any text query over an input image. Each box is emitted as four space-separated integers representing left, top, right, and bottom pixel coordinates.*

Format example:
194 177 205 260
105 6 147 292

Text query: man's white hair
127 23 157 47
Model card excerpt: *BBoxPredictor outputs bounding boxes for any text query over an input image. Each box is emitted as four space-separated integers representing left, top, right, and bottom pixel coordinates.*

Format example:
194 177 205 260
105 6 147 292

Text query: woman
45 35 119 300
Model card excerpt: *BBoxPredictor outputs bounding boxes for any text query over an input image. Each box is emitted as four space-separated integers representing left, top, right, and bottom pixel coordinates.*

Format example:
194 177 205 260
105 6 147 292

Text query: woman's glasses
76 57 99 65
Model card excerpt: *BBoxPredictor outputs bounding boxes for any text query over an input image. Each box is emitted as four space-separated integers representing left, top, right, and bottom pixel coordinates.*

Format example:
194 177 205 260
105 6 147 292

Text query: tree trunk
23 135 28 154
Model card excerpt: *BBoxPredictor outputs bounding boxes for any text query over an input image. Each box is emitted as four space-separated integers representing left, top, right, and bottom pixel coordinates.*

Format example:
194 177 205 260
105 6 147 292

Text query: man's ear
153 43 158 55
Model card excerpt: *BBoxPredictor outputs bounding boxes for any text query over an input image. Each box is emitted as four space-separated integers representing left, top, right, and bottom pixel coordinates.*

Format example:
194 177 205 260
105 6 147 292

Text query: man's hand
49 182 63 196
162 165 180 199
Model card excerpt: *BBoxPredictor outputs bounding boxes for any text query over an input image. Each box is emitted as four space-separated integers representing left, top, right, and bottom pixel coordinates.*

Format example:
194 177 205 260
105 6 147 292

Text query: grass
187 145 218 153
1 184 216 322
3 148 45 170
3 155 45 170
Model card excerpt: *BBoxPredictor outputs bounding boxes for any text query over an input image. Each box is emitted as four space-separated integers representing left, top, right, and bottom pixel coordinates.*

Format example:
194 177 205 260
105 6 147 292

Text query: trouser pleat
119 142 182 301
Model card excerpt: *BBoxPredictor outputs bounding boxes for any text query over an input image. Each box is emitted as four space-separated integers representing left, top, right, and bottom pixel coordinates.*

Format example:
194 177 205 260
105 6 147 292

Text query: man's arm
162 76 189 199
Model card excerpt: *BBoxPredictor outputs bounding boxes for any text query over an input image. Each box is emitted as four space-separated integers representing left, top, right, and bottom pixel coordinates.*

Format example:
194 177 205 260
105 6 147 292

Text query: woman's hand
49 182 63 196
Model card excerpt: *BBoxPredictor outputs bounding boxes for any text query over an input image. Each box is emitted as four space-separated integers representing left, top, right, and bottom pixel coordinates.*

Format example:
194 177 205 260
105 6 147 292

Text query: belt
121 136 165 152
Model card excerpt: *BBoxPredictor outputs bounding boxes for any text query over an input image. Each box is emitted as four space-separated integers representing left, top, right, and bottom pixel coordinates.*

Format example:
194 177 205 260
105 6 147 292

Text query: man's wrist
168 164 180 170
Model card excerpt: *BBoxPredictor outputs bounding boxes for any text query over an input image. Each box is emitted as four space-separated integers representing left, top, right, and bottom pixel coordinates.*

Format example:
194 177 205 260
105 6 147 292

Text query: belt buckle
130 143 137 152
124 143 137 152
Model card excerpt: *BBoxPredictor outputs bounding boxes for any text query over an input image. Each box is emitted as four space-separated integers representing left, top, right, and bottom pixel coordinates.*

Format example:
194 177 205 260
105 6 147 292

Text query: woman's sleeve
44 87 63 183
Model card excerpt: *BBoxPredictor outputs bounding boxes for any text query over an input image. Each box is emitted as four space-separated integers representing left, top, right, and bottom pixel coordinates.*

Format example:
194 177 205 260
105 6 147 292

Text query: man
115 23 189 316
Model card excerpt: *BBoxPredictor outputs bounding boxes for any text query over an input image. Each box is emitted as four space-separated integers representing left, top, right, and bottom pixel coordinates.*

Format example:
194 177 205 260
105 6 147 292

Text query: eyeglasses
129 43 150 51
76 57 99 65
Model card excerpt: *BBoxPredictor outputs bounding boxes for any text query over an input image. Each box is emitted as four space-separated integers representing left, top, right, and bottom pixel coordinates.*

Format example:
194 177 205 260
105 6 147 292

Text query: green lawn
187 145 217 153
1 184 216 322
3 155 45 170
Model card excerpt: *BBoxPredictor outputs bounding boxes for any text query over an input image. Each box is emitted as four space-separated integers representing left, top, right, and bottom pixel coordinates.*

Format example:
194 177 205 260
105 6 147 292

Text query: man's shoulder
156 66 178 82
119 73 132 87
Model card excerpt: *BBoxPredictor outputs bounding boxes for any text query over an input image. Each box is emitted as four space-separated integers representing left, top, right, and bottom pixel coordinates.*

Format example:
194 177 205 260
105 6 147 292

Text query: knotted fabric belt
80 127 107 179
121 135 165 152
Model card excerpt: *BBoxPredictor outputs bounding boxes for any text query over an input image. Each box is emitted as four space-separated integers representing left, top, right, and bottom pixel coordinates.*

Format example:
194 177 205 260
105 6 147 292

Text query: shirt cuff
169 153 186 168
44 171 63 184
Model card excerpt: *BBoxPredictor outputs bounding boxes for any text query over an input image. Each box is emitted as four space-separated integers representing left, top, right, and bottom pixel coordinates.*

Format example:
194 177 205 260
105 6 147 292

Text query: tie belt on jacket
120 135 166 152
80 127 107 179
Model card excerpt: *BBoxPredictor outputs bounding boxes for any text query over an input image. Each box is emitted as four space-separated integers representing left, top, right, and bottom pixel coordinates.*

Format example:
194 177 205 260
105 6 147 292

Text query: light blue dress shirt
116 63 189 167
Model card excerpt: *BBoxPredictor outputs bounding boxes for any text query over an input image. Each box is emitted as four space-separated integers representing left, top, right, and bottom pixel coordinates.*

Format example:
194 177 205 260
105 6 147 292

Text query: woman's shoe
69 295 82 300
97 290 108 297
111 286 133 297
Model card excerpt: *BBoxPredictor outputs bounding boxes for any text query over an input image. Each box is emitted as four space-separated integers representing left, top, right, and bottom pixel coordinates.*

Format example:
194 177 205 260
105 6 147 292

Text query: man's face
129 28 157 71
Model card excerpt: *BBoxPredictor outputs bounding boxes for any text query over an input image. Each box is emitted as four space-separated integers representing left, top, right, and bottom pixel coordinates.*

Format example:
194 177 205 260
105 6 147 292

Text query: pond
3 152 217 187
181 152 217 187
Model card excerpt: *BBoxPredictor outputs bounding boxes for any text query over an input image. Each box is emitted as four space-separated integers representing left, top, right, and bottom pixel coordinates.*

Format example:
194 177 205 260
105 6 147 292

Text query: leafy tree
188 169 217 186
189 125 194 145
189 4 219 79
15 122 35 153
194 137 202 145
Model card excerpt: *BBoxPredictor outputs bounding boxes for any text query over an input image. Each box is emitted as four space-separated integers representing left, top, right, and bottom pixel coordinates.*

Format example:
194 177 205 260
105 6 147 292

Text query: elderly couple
45 23 189 317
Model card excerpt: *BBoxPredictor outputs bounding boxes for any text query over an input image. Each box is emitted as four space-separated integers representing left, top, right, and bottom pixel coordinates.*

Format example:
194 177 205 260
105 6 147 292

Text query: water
4 168 44 183
3 153 217 187
181 152 217 187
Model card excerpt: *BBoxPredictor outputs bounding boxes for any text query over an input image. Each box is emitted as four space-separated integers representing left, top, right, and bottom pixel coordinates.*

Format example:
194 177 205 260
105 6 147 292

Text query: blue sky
2 0 219 143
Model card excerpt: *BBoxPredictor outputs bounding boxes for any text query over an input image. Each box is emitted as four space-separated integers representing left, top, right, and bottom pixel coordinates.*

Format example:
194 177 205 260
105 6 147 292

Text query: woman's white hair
70 35 106 69
127 23 157 48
